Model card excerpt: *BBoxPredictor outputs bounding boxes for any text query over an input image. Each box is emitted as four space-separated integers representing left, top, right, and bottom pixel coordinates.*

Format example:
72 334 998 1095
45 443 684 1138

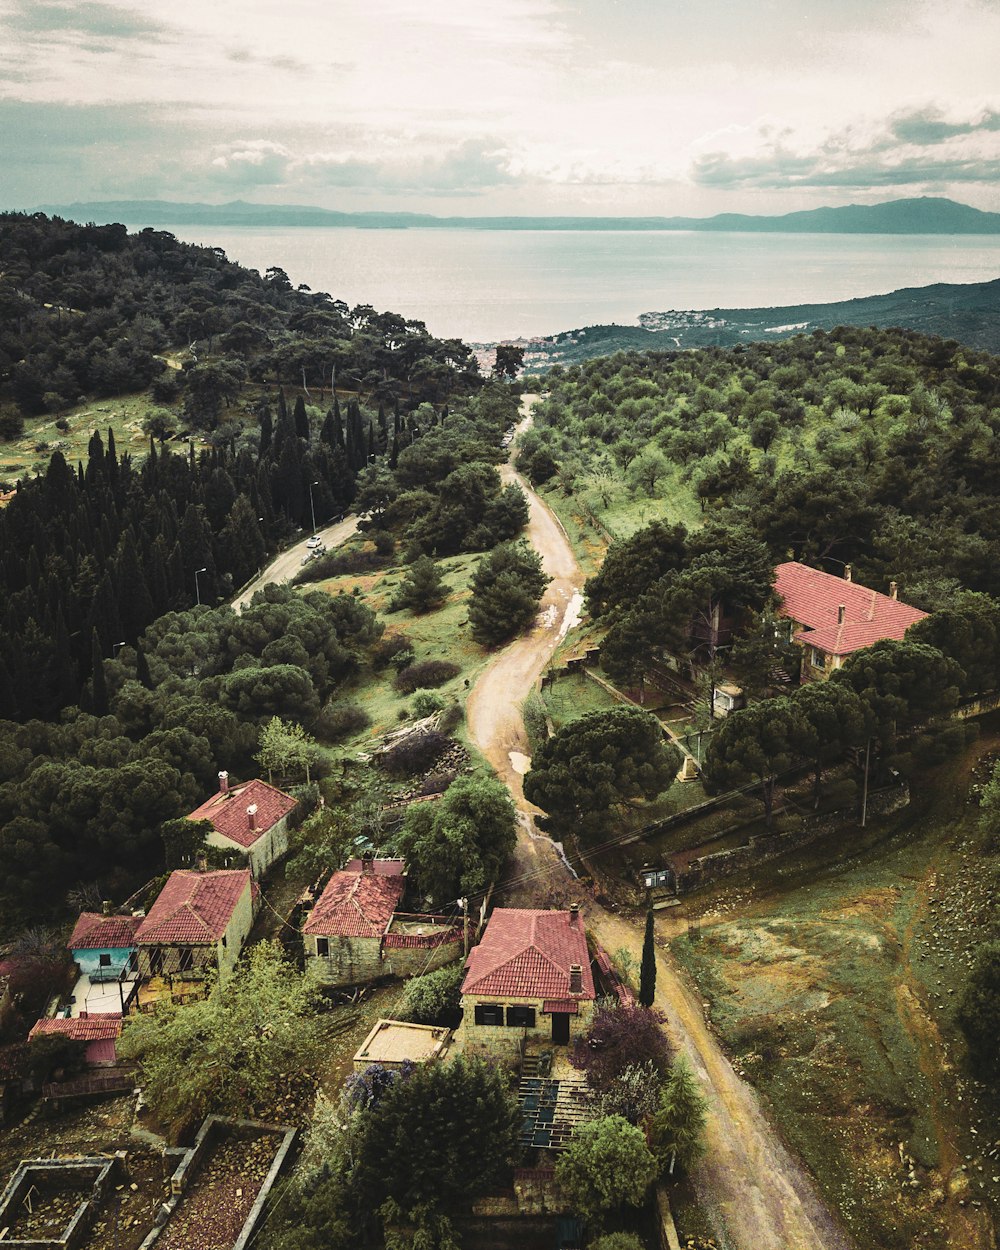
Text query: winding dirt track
467 396 857 1250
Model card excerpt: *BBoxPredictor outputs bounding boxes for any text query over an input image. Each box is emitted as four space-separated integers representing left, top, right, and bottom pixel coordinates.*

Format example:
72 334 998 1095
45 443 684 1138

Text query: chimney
844 565 852 582
837 604 845 625
569 903 580 926
101 899 113 917
569 964 583 994
361 853 373 875
195 852 207 873
218 770 229 795
246 803 257 832
889 581 898 601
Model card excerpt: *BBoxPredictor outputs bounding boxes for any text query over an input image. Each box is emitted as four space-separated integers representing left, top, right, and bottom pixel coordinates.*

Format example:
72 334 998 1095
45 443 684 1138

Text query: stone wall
382 929 463 978
673 783 909 895
305 935 384 988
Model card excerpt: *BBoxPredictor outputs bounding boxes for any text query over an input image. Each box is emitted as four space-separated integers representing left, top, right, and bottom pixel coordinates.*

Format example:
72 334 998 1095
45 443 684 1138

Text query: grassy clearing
311 550 492 764
0 390 201 479
541 670 620 730
670 735 1000 1250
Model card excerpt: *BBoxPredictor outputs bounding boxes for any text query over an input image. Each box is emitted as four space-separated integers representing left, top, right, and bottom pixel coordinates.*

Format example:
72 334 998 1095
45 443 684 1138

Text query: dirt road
232 515 359 611
467 396 856 1250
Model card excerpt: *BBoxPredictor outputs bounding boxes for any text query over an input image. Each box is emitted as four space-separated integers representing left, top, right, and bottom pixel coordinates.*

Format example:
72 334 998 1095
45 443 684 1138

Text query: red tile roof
30 1015 122 1042
462 909 595 1001
187 779 297 850
344 857 406 876
135 870 251 945
775 562 927 658
68 913 141 951
542 999 579 1014
303 867 405 938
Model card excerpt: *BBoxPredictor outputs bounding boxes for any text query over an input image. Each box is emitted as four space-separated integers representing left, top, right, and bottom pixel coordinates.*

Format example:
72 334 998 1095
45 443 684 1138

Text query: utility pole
309 480 319 536
459 897 469 957
194 566 207 606
860 737 871 827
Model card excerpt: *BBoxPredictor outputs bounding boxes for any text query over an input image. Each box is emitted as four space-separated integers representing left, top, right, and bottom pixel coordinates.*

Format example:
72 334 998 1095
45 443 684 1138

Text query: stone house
134 869 257 982
459 905 595 1061
187 773 296 880
775 561 927 683
302 859 462 988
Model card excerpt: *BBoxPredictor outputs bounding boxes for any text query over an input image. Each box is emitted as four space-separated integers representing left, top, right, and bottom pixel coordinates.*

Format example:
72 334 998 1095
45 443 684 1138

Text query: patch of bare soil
0 1097 169 1250
156 1134 278 1250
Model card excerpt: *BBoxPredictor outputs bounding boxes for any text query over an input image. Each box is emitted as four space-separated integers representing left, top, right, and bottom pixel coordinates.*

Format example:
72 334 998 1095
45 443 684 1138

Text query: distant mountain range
30 196 1000 234
519 276 1000 368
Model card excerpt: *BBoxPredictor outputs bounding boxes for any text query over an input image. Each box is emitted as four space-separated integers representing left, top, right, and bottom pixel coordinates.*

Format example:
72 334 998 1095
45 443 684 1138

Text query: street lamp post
195 566 207 606
112 640 126 659
309 480 319 536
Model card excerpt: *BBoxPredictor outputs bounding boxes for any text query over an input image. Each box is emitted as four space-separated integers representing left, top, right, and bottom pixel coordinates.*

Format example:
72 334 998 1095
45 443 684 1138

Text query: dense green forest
527 326 1000 601
0 215 525 924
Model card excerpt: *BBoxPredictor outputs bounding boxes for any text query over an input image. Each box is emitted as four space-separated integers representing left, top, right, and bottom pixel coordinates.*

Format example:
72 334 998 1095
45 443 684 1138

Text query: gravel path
467 395 857 1250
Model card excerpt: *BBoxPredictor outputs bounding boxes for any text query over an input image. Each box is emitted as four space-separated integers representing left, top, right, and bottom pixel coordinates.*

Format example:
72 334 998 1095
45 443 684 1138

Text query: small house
775 562 927 683
67 912 140 1015
134 868 257 982
460 905 596 1060
29 1015 123 1067
187 773 297 879
303 860 407 988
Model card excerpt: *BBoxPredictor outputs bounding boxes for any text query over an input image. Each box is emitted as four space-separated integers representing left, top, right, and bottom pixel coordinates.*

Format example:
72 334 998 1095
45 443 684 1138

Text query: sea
154 225 1000 343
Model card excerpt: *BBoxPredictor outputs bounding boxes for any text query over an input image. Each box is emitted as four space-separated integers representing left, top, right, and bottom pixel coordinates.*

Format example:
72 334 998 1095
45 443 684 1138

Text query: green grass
541 670 620 731
311 550 491 757
0 388 199 480
669 739 1000 1248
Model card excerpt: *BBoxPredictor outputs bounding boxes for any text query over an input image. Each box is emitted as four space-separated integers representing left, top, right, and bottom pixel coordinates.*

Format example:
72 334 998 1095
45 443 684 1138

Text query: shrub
522 689 549 753
399 963 464 1025
437 702 464 734
372 633 414 671
380 729 449 777
412 689 447 718
315 701 371 742
394 660 461 694
296 547 388 585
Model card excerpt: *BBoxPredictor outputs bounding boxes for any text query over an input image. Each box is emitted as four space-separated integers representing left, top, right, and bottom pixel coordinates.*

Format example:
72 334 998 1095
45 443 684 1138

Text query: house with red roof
29 1015 123 1067
303 859 407 987
135 868 257 982
460 906 595 1059
774 561 927 683
187 772 297 879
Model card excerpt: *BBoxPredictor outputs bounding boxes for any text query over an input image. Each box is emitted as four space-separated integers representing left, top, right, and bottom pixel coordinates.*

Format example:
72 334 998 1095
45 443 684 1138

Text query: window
149 949 164 975
99 953 112 967
316 937 330 957
506 1005 536 1028
810 647 825 669
178 948 194 972
474 1004 505 1026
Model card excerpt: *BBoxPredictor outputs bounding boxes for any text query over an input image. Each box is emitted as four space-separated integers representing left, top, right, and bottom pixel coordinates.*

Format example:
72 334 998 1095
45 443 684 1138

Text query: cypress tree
294 394 310 441
259 405 273 457
639 906 657 1007
135 642 153 690
90 629 108 717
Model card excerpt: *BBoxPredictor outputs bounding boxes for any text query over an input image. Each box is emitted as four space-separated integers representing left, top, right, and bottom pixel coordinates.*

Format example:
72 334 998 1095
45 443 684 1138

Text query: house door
551 1012 570 1045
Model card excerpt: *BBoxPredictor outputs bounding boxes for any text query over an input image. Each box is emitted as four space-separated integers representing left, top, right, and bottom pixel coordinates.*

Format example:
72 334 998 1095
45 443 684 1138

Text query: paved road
467 396 857 1250
232 515 359 611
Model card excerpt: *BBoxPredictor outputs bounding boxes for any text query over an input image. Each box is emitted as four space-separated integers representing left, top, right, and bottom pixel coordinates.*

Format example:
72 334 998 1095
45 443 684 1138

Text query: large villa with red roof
460 906 595 1059
134 868 257 982
775 561 927 683
187 772 296 879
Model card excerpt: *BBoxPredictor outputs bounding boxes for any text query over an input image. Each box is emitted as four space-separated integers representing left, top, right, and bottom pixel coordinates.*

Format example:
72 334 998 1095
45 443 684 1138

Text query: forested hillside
525 326 1000 675
0 215 527 925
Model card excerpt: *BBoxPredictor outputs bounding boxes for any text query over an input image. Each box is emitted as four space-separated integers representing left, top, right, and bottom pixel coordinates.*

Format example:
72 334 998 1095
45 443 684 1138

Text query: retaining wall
0 1156 122 1250
672 783 909 894
138 1116 296 1250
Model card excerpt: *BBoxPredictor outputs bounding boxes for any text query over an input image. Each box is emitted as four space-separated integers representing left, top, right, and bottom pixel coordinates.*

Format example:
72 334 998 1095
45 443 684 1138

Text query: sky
2 0 1000 217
